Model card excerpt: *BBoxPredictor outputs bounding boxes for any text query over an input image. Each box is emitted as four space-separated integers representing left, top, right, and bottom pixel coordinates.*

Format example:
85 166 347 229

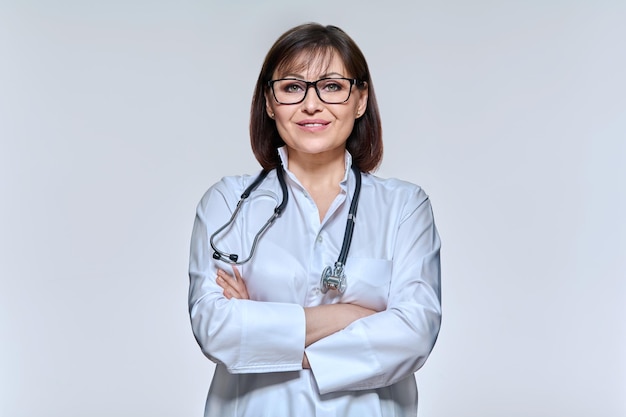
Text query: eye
319 79 347 93
280 80 305 93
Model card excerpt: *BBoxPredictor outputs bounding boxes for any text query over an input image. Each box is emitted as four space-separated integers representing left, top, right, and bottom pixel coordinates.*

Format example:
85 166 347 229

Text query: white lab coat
189 148 441 416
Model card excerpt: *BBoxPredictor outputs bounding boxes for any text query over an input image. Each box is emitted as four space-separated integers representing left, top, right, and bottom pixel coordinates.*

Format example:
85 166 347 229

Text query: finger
217 268 237 284
219 278 242 299
220 267 246 298
215 275 230 290
216 271 242 299
231 266 249 299
217 268 237 286
231 265 242 281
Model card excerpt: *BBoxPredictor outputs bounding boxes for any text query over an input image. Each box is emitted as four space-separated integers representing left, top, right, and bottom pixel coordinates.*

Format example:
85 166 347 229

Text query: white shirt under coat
189 147 442 417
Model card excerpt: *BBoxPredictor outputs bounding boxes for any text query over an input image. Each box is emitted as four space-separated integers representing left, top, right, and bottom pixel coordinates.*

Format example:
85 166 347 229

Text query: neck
285 149 346 191
284 148 347 222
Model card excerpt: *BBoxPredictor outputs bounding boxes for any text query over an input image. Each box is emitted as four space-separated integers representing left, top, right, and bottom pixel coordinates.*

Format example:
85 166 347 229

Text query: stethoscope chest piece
320 262 347 294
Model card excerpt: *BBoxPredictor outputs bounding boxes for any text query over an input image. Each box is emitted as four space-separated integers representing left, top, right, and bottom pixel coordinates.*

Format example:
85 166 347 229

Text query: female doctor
188 23 441 417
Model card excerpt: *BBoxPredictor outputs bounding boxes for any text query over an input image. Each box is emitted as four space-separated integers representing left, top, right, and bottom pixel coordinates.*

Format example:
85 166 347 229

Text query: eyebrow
281 71 346 80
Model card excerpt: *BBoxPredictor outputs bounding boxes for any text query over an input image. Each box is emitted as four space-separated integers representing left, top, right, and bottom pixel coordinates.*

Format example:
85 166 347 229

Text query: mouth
297 120 330 127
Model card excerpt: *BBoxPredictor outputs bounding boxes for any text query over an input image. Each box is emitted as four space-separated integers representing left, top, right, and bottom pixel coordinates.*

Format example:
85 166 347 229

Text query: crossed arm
216 267 376 368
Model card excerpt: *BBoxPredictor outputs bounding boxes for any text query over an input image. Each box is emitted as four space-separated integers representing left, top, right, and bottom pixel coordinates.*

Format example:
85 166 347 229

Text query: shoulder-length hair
250 23 383 172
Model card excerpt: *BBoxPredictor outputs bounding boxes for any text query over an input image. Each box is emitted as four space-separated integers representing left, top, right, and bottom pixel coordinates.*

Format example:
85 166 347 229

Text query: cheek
339 112 357 130
273 116 293 140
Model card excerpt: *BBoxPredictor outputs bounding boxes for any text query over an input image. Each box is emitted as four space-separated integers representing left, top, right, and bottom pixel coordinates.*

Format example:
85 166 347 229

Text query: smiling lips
296 119 330 131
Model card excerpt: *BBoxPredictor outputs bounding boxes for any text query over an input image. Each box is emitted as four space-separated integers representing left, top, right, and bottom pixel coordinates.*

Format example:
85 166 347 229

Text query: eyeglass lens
272 78 353 104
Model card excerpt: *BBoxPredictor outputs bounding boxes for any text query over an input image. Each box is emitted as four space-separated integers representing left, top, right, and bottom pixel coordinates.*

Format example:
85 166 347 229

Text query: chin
293 143 345 156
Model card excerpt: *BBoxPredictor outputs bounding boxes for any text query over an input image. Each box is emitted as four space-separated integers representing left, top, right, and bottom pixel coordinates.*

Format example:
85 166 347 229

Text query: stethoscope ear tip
211 251 239 263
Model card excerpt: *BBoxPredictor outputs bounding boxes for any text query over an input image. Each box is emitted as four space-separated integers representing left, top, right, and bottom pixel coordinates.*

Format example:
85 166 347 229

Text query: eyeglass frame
267 77 364 105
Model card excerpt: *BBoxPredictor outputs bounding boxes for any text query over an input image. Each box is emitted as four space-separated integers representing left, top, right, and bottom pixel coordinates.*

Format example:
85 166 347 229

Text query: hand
304 303 376 347
216 266 249 300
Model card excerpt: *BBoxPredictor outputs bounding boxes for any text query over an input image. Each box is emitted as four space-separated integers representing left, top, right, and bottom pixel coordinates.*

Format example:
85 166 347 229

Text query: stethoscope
210 165 362 294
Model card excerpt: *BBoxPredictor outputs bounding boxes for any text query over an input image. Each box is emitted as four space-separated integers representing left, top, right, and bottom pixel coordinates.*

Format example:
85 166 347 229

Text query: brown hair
250 23 383 172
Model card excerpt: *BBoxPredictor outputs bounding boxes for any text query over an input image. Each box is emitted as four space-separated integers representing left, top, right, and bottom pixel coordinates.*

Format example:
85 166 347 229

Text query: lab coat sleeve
188 179 306 373
305 188 441 394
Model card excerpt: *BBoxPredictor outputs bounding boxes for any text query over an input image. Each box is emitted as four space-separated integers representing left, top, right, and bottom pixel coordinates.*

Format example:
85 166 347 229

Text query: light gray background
1 1 624 416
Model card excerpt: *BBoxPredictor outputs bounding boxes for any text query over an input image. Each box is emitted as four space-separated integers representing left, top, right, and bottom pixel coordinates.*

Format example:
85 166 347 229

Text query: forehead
274 48 349 79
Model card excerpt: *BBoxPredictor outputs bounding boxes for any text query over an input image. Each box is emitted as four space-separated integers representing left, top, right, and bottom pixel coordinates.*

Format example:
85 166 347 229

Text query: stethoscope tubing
337 165 361 266
209 164 360 280
210 167 288 265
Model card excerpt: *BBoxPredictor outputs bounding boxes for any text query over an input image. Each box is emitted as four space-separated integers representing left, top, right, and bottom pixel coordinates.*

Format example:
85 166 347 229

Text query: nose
301 84 323 113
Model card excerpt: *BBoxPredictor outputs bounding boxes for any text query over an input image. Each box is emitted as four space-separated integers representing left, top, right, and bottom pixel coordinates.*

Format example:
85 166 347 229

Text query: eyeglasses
268 77 361 105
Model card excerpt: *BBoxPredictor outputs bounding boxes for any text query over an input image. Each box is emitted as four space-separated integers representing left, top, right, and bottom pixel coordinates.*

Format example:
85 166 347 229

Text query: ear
264 91 275 119
355 82 369 118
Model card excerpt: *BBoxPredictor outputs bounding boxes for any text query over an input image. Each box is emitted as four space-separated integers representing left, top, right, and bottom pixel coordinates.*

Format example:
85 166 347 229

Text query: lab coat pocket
341 258 392 311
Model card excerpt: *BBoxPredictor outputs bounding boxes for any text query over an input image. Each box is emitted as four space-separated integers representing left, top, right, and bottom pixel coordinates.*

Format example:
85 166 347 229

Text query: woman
189 23 441 417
